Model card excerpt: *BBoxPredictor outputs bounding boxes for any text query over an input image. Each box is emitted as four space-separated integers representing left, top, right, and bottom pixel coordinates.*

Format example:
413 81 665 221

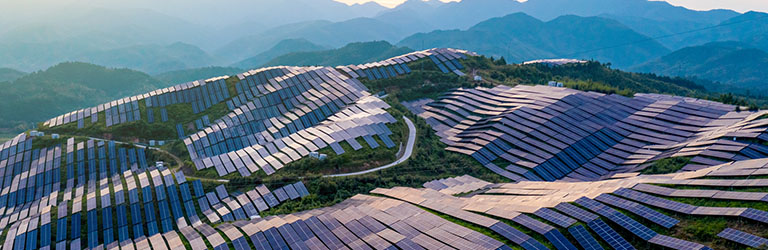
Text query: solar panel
569 225 603 250
215 185 229 200
595 194 678 228
488 221 530 244
293 182 309 197
533 208 576 228
587 219 634 250
192 180 204 198
717 228 767 248
274 187 289 202
554 203 599 223
130 203 143 225
576 197 657 241
283 184 300 200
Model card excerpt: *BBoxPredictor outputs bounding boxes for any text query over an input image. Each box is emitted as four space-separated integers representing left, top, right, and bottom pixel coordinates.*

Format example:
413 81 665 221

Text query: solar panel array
0 135 229 250
2 139 767 249
38 49 474 179
14 47 768 249
717 228 768 248
403 84 768 181
219 194 510 250
43 77 230 128
422 174 493 195
336 48 472 78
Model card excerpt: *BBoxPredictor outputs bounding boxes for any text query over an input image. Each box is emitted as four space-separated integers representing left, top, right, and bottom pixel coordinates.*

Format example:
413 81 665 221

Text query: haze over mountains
3 0 766 70
2 0 768 133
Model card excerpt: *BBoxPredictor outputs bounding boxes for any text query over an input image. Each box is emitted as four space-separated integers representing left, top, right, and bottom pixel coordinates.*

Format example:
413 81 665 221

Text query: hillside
0 62 163 133
263 41 413 67
232 38 327 70
4 49 768 250
75 42 217 74
0 68 25 82
398 13 670 68
153 66 244 85
634 41 768 93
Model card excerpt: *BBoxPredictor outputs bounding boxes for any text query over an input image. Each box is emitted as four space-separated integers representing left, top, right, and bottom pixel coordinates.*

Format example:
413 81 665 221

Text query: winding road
324 116 417 178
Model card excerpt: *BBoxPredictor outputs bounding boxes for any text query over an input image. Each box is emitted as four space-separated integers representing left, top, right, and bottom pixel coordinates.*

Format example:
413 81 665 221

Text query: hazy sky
336 0 768 12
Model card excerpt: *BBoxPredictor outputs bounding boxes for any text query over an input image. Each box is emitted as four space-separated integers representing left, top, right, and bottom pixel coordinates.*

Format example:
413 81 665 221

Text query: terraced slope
1 48 766 250
404 85 768 182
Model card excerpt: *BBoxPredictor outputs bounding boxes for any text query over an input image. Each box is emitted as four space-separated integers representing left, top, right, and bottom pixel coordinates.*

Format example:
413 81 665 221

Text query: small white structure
29 130 45 137
156 161 165 168
149 140 156 146
51 134 60 139
548 81 564 87
309 151 328 160
524 59 587 67
474 75 483 82
158 141 166 146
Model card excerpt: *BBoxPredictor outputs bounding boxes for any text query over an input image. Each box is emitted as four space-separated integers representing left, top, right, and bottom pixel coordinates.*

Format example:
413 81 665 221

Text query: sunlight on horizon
335 0 768 12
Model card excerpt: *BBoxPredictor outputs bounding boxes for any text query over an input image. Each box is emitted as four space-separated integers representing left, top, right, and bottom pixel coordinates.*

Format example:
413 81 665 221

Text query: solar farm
0 48 767 249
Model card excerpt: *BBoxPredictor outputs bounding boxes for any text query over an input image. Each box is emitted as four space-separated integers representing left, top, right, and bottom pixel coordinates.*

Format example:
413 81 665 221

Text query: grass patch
641 157 692 175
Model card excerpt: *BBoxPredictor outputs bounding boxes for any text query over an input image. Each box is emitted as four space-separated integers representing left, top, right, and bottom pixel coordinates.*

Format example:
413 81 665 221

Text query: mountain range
3 0 764 71
398 13 670 68
262 41 413 67
634 41 768 94
1 0 767 100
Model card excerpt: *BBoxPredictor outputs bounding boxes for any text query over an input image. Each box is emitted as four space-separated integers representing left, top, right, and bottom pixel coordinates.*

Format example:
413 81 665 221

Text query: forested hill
0 68 25 82
0 62 163 133
633 41 768 94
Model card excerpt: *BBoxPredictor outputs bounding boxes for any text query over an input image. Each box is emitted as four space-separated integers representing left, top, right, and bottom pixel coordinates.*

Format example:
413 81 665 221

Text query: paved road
324 116 416 178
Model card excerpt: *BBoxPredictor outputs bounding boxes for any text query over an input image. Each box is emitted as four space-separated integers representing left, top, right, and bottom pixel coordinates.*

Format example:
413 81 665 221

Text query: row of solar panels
43 76 230 129
422 174 493 195
215 194 507 250
191 66 371 162
373 182 716 250
44 48 471 130
185 96 397 177
336 48 471 79
408 84 768 182
0 138 168 250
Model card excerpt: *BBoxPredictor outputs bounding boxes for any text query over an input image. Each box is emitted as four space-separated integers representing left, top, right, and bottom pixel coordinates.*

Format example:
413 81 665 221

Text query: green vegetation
398 13 670 68
641 157 692 175
0 68 25 82
77 42 216 74
0 62 164 134
264 41 413 67
153 66 244 85
633 41 768 95
463 56 767 109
